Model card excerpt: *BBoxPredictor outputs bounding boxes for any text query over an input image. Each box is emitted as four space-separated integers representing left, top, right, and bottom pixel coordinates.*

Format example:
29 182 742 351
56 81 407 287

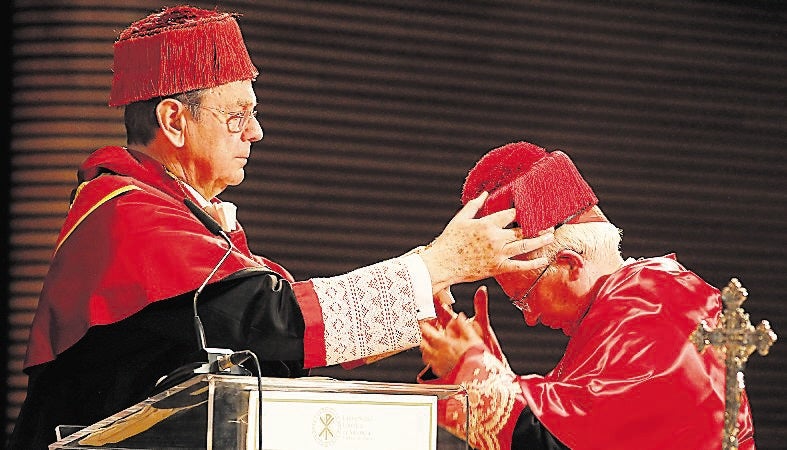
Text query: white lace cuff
311 256 432 366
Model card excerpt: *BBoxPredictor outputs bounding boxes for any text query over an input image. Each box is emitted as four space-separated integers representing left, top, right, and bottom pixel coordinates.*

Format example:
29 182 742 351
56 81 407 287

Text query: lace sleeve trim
311 258 422 366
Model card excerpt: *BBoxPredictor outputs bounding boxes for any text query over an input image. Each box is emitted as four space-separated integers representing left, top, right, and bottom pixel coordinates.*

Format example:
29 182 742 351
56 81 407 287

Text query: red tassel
461 142 599 237
109 6 258 107
511 151 598 237
462 141 546 205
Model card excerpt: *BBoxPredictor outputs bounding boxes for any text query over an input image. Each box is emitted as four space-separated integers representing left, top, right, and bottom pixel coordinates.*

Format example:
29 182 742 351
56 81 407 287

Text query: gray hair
527 206 622 275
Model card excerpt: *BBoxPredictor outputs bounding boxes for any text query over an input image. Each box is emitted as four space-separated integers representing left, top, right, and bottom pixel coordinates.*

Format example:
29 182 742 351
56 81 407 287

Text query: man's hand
429 286 509 368
468 286 508 365
419 191 552 294
420 312 483 378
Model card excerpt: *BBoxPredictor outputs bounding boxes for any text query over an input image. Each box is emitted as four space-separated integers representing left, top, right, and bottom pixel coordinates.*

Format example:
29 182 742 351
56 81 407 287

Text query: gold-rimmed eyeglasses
510 264 550 313
197 106 259 134
510 248 584 313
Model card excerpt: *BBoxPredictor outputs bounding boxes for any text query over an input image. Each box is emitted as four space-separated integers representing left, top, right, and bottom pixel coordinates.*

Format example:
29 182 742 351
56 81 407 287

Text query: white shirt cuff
400 253 435 320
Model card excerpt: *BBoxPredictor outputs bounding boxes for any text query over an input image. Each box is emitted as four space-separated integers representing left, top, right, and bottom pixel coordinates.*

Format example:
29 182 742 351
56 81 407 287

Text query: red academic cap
461 141 606 238
109 5 259 107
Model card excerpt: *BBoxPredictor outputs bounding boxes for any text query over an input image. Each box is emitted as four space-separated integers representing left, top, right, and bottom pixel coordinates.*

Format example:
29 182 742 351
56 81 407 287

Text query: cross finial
690 278 777 450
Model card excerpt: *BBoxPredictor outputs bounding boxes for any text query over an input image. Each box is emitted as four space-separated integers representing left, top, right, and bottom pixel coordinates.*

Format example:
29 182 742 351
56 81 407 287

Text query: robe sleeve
200 253 434 370
418 345 534 450
197 269 307 365
292 253 433 368
26 173 434 371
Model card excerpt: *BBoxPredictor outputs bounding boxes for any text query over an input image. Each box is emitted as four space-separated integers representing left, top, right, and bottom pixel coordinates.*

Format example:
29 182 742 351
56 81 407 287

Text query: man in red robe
8 8 553 449
419 141 756 450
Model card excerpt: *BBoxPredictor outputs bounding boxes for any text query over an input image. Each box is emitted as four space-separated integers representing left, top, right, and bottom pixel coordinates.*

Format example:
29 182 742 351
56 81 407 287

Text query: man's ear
156 98 188 148
555 249 584 281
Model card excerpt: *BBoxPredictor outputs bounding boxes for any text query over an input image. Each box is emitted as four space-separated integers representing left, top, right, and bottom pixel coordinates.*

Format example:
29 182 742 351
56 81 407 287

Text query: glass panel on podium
48 374 469 450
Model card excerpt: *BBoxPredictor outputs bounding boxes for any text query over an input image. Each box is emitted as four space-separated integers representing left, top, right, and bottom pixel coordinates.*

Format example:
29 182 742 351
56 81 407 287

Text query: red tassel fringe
461 142 598 237
109 10 258 107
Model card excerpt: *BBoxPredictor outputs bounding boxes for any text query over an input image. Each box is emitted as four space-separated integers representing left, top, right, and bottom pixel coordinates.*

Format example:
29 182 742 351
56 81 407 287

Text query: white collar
178 180 238 232
179 181 212 208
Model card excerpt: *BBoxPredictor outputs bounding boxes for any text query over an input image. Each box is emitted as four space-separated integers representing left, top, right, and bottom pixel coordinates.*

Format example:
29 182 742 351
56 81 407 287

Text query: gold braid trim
442 351 520 450
54 184 141 256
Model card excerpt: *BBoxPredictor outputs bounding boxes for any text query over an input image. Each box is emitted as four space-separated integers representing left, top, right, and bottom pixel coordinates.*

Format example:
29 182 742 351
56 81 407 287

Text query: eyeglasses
509 248 584 313
510 264 550 313
197 106 259 133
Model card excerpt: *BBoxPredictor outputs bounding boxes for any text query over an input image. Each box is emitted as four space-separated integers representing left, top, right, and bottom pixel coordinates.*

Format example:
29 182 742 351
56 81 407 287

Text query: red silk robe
424 256 755 450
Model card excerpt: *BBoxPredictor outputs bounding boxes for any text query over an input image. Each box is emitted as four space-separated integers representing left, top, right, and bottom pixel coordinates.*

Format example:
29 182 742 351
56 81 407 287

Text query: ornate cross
690 278 777 450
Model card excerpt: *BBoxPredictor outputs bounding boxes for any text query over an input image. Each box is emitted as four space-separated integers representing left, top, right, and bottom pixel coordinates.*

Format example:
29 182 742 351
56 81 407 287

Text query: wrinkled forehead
201 81 258 107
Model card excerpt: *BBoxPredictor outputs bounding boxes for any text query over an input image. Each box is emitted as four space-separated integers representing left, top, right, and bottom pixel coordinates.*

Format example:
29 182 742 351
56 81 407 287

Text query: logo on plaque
313 407 340 446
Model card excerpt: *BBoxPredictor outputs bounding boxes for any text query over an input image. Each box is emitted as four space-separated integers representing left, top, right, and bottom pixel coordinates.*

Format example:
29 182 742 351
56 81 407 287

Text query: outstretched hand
418 192 552 294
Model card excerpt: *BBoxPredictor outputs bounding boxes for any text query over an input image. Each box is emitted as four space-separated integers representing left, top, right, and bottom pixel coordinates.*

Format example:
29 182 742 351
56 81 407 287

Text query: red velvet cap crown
109 5 259 107
462 141 601 238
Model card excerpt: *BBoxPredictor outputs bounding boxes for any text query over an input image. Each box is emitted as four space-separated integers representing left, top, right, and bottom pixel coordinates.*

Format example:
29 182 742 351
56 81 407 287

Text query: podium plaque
48 374 467 450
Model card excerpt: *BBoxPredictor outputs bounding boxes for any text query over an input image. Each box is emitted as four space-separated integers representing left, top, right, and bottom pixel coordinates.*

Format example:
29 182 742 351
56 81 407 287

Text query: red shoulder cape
25 147 294 368
518 256 755 449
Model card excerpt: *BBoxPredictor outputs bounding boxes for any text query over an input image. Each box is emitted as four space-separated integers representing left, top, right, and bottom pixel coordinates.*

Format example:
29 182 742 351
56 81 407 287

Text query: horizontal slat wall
0 0 13 446
6 0 786 447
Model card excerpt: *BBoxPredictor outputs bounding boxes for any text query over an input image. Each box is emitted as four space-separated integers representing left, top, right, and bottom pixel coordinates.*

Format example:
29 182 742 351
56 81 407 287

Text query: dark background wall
4 0 786 448
1 0 14 446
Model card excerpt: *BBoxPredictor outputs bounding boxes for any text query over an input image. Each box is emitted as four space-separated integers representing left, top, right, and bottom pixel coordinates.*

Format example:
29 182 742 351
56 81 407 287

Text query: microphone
184 197 232 244
183 198 253 376
152 198 254 394
184 198 234 352
212 350 254 373
183 198 262 450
